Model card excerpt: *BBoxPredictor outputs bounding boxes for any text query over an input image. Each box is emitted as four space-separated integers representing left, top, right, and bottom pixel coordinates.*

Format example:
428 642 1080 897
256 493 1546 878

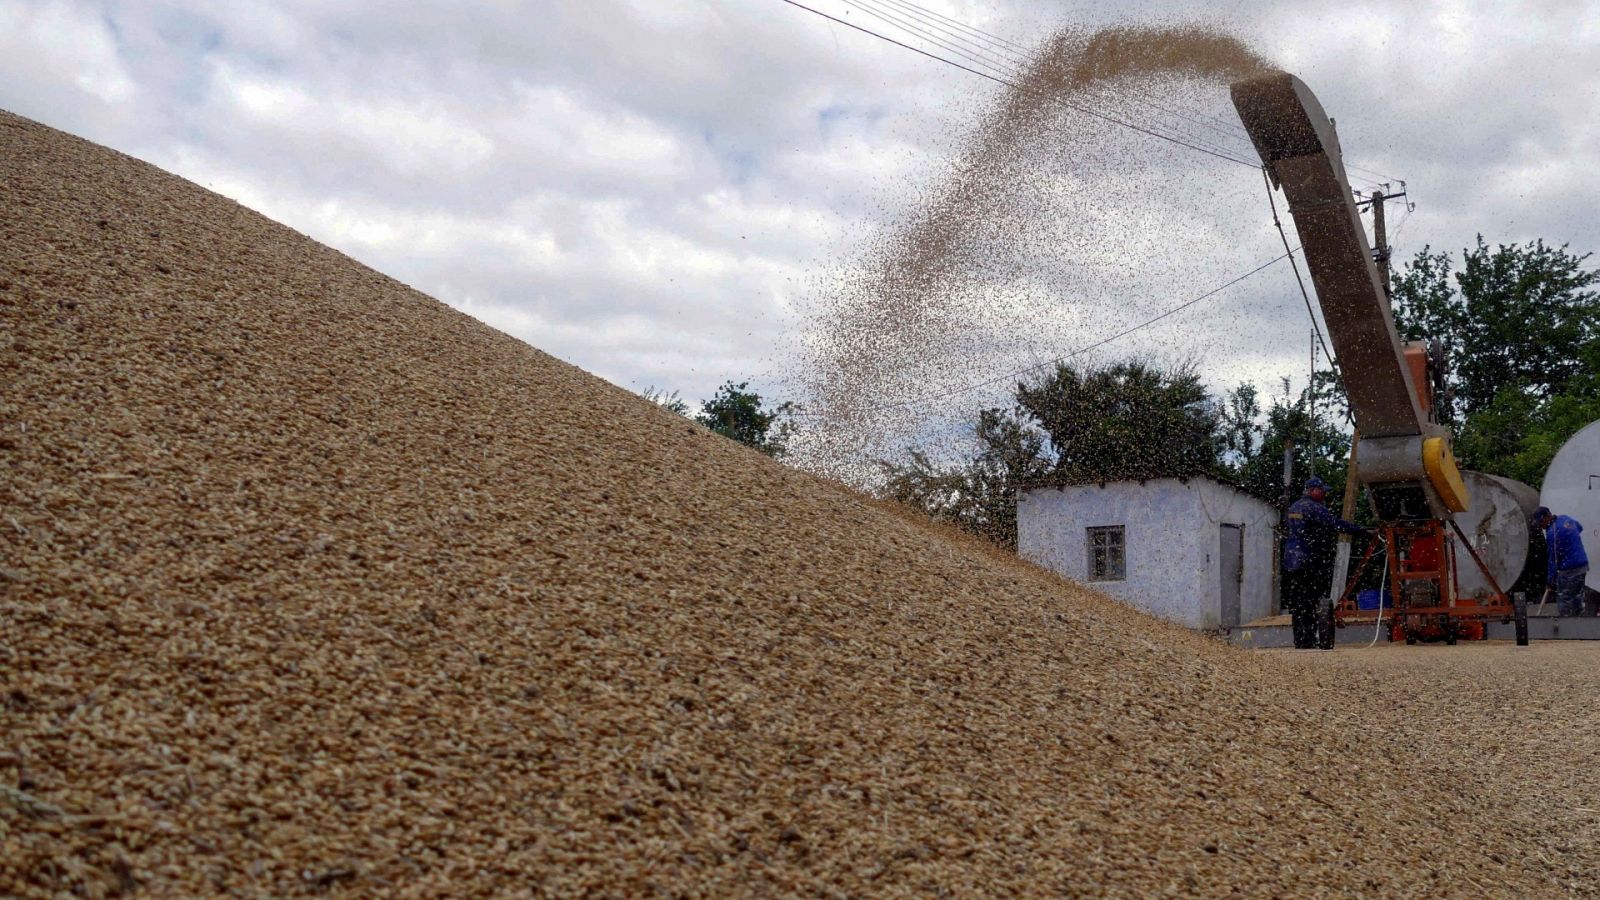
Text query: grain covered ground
2 108 1597 896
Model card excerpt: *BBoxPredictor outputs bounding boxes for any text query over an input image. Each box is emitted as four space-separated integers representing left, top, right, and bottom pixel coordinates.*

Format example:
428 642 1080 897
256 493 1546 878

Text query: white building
1017 476 1278 630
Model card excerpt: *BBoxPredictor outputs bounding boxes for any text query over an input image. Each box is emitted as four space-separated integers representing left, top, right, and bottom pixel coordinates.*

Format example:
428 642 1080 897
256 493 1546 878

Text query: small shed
1017 476 1278 630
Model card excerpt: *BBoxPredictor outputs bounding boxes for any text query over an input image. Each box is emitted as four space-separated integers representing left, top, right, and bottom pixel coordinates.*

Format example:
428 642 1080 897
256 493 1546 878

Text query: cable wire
871 0 1256 136
806 247 1296 417
835 0 1402 183
849 0 1017 78
875 0 1032 54
777 0 1263 169
1262 168 1338 378
851 0 1018 74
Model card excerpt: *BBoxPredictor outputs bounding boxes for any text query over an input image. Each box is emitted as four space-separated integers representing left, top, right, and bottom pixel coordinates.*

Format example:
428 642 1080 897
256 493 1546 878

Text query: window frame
1086 524 1127 582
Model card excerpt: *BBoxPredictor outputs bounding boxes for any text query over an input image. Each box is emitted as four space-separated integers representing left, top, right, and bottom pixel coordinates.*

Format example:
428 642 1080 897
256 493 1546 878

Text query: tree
695 381 797 457
1016 360 1224 484
879 407 1049 549
1393 238 1600 421
879 360 1237 550
1229 380 1352 508
1218 382 1261 466
1391 239 1600 481
880 358 1367 549
1453 344 1600 484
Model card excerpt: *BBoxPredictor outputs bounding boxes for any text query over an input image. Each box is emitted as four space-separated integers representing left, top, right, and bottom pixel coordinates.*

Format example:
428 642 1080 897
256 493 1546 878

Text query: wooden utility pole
1367 185 1408 297
1308 332 1317 477
1273 435 1294 615
1328 429 1362 608
1373 188 1390 296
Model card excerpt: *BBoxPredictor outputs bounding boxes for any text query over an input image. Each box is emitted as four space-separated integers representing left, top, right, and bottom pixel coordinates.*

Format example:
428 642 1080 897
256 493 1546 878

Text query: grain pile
1279 641 1600 896
792 27 1273 476
0 109 1580 895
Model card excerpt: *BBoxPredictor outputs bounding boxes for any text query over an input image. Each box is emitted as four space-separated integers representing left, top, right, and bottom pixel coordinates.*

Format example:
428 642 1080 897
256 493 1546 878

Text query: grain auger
1231 73 1526 645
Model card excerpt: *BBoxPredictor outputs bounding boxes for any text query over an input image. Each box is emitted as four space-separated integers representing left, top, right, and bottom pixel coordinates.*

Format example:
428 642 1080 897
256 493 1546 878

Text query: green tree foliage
879 408 1049 549
879 361 1241 549
1016 360 1224 483
1392 239 1600 481
1228 379 1352 508
1453 345 1600 484
695 381 797 458
880 362 1359 549
1217 381 1261 464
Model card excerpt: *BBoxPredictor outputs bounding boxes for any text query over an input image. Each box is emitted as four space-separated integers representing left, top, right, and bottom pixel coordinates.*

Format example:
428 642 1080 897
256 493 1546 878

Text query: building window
1087 525 1126 582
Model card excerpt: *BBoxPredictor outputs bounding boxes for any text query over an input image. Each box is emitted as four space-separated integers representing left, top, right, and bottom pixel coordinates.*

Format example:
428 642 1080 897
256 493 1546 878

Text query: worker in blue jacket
1282 477 1368 649
1535 507 1590 616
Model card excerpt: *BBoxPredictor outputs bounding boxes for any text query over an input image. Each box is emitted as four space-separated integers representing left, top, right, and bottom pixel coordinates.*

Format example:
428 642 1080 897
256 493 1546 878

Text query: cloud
0 0 137 136
0 0 1597 428
206 60 496 177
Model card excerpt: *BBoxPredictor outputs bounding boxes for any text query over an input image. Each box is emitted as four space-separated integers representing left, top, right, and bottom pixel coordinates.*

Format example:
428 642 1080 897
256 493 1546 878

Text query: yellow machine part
1422 437 1470 513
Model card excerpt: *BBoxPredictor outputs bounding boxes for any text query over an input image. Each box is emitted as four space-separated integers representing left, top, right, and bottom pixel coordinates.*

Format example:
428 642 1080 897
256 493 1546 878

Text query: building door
1220 524 1244 628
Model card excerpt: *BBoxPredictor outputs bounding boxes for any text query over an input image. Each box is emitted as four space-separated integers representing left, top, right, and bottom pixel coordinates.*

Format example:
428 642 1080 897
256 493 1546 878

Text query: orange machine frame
1334 518 1516 644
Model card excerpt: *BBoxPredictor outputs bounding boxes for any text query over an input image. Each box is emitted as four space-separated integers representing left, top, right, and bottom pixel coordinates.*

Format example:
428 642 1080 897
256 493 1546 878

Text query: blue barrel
1357 588 1387 610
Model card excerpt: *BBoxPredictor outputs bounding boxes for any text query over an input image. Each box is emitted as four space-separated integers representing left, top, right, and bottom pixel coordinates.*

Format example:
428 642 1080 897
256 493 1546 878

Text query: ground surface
3 108 1599 897
1274 640 1600 895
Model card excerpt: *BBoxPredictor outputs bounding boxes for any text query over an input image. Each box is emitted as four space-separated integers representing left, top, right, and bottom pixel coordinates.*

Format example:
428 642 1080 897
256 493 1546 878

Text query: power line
1344 161 1404 184
1261 168 1338 381
1387 204 1414 250
875 0 1032 55
871 0 1255 135
857 0 1265 160
851 0 1017 75
832 0 1404 185
777 0 1262 169
806 248 1296 417
848 0 1022 79
875 0 1259 146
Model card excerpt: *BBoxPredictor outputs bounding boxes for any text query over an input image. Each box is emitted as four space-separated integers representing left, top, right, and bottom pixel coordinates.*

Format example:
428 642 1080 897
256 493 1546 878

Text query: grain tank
1454 471 1540 600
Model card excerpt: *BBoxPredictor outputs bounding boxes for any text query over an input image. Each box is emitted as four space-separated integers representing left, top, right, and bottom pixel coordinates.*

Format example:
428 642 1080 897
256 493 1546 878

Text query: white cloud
206 59 494 176
0 0 1598 420
0 0 136 133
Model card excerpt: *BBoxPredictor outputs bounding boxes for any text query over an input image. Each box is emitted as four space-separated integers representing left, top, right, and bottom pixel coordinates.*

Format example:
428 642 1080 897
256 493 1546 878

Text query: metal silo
1539 420 1600 594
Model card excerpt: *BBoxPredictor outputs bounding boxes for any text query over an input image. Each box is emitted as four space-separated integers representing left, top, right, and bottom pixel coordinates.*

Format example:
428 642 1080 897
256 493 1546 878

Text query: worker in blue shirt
1282 477 1368 649
1535 507 1590 617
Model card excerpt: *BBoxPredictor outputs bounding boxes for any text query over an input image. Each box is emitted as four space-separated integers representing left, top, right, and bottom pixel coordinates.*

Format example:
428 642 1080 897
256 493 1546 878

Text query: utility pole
1328 428 1361 607
1365 184 1409 297
1308 331 1317 478
1274 434 1294 616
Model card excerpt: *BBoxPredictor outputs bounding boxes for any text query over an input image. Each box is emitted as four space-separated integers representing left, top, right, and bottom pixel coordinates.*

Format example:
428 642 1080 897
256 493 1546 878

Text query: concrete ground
1265 641 1600 894
1232 613 1600 647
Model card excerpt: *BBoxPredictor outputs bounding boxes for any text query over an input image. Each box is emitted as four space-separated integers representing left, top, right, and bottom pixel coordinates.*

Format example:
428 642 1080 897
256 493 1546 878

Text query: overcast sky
4 0 1598 425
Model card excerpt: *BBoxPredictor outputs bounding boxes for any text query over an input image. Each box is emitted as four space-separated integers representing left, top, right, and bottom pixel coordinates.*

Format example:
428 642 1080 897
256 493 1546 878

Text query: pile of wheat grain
0 109 1578 896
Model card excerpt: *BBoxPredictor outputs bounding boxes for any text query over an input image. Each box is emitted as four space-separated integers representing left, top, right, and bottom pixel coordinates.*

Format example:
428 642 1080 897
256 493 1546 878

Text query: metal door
1221 524 1245 628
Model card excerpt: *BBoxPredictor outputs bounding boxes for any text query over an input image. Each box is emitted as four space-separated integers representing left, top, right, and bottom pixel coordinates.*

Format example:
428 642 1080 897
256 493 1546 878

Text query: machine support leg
1514 592 1530 647
1447 518 1511 600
